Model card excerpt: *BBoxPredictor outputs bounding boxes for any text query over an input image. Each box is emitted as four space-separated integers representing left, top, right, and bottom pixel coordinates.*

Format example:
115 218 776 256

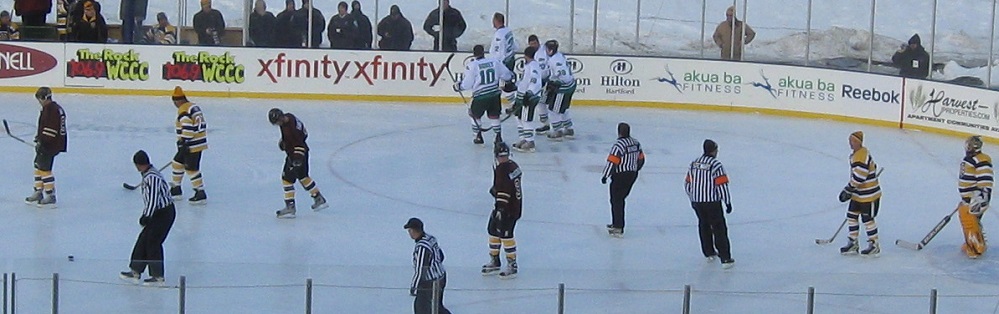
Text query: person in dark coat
892 34 931 79
326 1 356 49
193 0 225 45
13 0 51 27
422 0 465 52
377 5 412 51
119 0 148 43
273 0 299 47
350 0 371 49
248 0 276 46
70 1 107 43
292 0 324 48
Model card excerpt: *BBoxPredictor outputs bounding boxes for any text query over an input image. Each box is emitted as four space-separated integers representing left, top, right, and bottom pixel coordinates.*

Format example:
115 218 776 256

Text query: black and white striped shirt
411 233 447 289
602 137 645 178
141 166 173 217
684 155 731 204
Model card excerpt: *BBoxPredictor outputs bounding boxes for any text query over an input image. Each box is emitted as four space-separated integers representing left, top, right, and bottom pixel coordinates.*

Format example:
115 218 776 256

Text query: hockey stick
896 205 960 250
122 163 171 190
815 168 884 245
3 119 34 147
815 218 847 245
443 53 493 133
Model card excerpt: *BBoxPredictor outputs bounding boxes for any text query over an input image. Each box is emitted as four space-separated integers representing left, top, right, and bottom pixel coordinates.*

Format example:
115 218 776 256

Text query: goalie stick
122 163 171 190
815 167 884 245
3 119 34 147
896 206 960 250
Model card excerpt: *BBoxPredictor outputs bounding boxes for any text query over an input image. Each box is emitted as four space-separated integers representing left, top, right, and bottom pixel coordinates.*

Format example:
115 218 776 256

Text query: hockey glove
726 203 733 214
502 82 517 93
545 82 559 95
176 139 189 154
278 140 285 151
601 177 608 184
489 187 497 198
838 186 855 203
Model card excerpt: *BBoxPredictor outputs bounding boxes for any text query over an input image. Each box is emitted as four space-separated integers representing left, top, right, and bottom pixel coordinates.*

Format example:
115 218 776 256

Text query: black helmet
268 108 284 125
35 86 52 100
966 135 984 153
544 40 559 54
494 141 510 158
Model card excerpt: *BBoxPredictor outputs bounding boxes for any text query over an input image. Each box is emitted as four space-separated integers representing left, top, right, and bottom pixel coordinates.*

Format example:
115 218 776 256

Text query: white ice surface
1 94 999 313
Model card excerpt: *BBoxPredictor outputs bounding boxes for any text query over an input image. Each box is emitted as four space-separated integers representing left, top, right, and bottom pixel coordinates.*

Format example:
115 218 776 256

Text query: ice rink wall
1 42 998 140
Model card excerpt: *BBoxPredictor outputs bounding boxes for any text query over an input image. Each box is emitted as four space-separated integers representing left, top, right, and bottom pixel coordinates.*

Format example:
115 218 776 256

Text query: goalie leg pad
959 202 987 257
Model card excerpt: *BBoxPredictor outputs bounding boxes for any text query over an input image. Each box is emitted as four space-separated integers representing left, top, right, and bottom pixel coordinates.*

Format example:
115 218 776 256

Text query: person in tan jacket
713 6 755 60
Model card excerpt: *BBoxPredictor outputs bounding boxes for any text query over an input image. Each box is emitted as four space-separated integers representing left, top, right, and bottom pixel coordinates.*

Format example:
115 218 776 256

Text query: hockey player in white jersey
490 13 517 72
490 13 518 105
544 40 577 140
511 45 543 153
526 35 552 134
455 44 514 145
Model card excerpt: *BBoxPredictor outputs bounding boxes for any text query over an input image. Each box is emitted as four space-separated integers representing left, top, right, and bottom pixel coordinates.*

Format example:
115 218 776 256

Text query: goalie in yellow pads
958 136 993 259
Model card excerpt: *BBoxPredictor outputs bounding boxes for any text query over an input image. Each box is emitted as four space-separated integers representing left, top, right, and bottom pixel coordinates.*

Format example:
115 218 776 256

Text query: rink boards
0 42 997 140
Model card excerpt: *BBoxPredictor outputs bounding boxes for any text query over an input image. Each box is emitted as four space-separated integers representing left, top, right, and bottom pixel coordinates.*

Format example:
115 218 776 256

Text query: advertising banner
0 42 62 85
902 79 999 136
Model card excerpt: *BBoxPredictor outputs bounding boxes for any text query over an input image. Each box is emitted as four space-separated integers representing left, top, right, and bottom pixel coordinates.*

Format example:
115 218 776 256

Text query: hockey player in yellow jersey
838 131 882 257
170 86 208 204
958 135 993 258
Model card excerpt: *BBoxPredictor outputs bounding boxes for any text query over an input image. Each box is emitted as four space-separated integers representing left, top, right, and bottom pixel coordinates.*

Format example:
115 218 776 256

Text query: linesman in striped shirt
684 139 734 268
120 150 177 285
601 123 644 237
170 86 208 204
957 135 993 258
837 131 882 257
404 218 451 314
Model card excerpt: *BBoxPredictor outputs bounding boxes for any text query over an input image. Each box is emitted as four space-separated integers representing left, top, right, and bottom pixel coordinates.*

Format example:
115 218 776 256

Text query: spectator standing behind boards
292 0 324 48
0 11 21 40
892 34 930 79
193 0 225 46
13 0 51 27
350 0 371 49
143 12 175 44
248 0 275 47
273 0 299 47
70 1 107 43
119 0 147 44
377 4 412 51
712 6 755 61
327 1 356 49
422 0 465 52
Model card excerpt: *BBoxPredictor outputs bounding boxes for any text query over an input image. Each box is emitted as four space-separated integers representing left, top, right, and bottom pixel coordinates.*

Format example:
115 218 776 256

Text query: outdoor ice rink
1 93 997 313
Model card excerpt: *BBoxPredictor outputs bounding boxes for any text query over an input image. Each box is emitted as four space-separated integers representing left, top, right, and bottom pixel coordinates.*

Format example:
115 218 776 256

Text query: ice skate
24 190 42 205
142 277 165 286
840 239 859 255
498 259 518 279
512 140 535 153
563 128 575 139
481 255 501 276
721 258 735 269
535 124 550 135
311 192 328 211
119 270 140 282
547 129 563 141
860 240 880 257
276 200 297 219
37 194 56 208
188 189 207 205
169 185 182 200
473 131 484 145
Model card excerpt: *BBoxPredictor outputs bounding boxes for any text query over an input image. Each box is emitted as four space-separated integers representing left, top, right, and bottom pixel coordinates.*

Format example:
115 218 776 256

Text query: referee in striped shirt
684 139 734 268
601 122 645 237
120 150 177 285
404 218 451 314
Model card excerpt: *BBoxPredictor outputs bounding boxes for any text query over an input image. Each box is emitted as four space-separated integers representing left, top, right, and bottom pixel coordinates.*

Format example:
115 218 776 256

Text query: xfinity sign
842 84 900 104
